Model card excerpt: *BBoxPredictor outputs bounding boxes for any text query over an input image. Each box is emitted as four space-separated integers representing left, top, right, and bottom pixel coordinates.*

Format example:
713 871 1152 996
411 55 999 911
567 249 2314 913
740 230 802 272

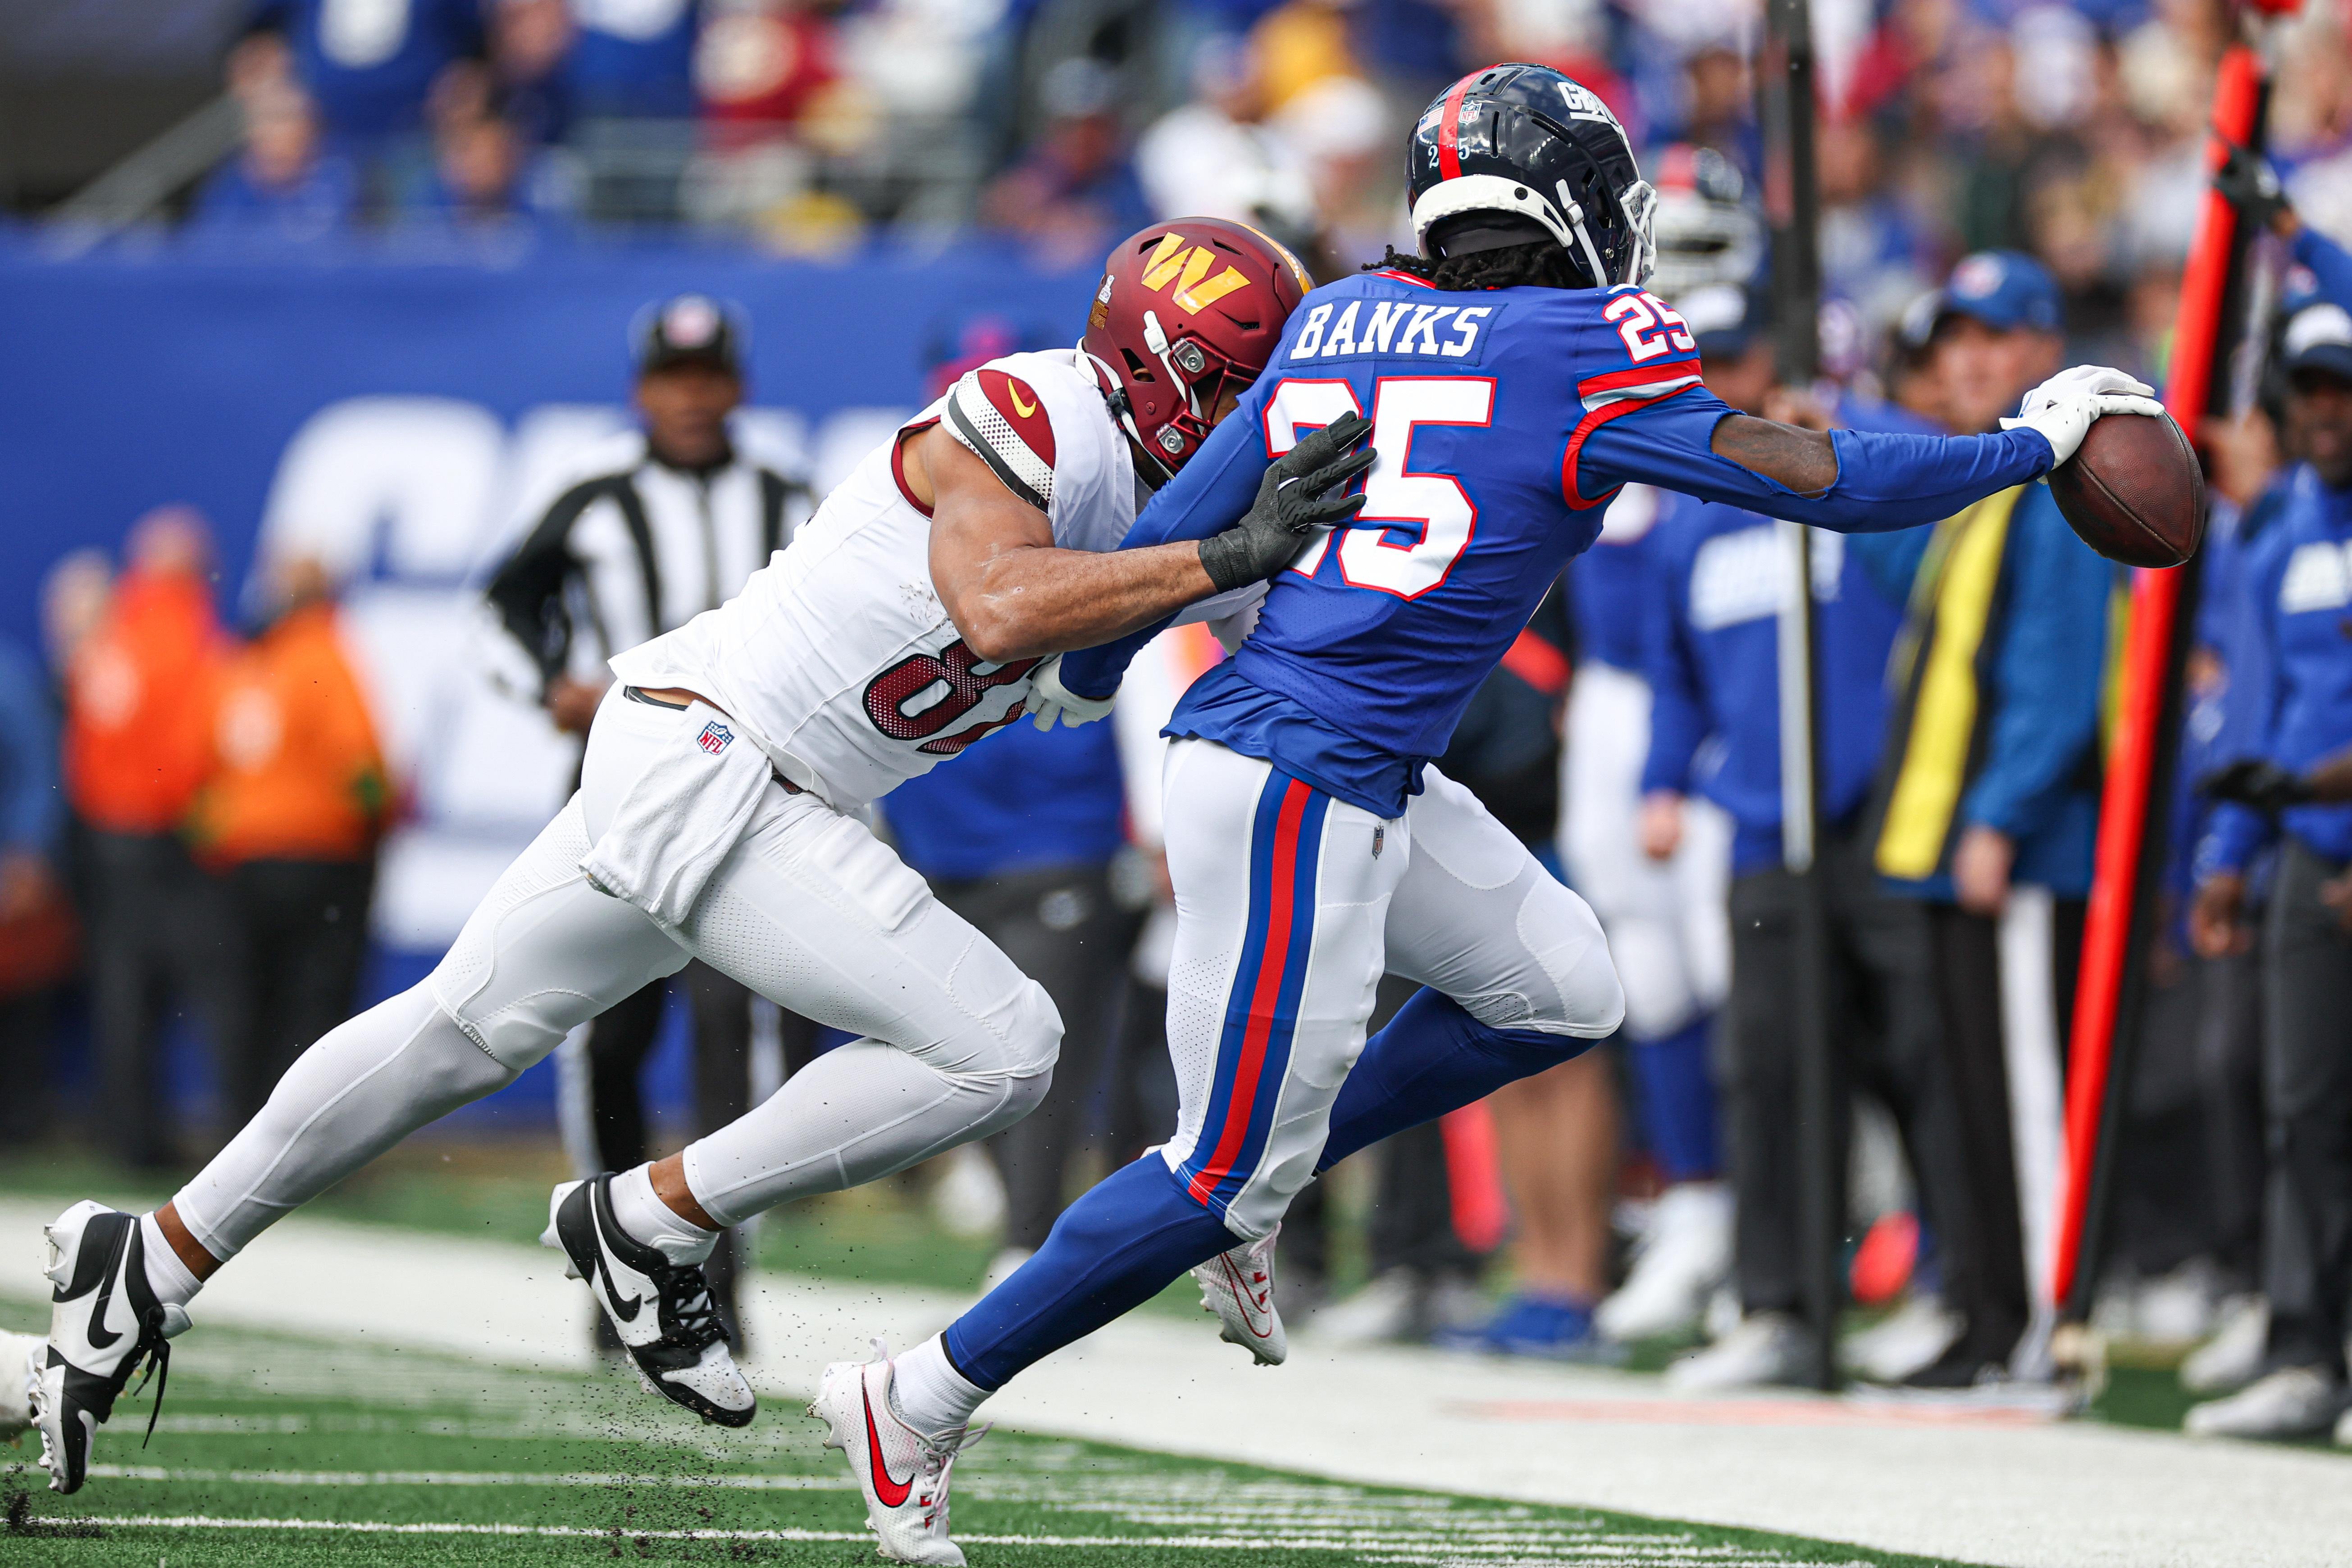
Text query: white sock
608 1165 717 1265
892 1334 987 1440
139 1212 203 1307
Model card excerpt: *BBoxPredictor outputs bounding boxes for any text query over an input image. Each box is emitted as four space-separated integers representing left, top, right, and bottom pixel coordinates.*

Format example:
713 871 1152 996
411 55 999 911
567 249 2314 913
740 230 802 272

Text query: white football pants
1156 739 1624 1240
173 686 1057 1260
1559 659 1731 1042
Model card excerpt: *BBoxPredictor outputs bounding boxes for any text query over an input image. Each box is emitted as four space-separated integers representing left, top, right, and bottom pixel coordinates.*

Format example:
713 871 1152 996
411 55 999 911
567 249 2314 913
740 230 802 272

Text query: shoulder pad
945 366 1059 513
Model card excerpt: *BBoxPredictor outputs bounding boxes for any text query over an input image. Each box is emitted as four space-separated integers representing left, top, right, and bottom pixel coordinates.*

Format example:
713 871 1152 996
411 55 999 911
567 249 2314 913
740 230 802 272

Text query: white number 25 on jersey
1262 376 1494 601
1603 290 1696 362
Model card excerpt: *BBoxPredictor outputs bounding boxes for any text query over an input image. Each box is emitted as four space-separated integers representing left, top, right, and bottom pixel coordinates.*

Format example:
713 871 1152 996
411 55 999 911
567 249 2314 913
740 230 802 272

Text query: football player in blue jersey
820 63 2163 1562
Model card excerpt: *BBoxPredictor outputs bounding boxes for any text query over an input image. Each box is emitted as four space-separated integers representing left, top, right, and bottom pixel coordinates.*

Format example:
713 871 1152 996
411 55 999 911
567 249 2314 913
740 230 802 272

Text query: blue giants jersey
1065 268 2054 817
1204 270 1690 772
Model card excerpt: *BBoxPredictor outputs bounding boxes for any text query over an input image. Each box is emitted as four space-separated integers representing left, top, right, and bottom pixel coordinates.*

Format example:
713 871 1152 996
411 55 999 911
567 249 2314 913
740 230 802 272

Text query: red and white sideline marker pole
2050 30 2275 1351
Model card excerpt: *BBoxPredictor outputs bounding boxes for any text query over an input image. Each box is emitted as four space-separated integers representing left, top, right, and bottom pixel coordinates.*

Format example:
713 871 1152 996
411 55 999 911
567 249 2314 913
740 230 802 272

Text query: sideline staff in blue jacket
1863 252 2120 1386
2184 302 2352 1439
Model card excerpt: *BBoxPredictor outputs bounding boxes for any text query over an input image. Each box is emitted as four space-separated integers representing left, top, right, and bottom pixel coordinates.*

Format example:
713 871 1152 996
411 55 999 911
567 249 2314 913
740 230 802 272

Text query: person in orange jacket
60 507 235 1169
187 556 390 1126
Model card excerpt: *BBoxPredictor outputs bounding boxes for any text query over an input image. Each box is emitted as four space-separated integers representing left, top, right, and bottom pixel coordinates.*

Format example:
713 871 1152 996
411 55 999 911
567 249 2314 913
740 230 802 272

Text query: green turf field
0 1299 1991 1568
0 1144 2252 1448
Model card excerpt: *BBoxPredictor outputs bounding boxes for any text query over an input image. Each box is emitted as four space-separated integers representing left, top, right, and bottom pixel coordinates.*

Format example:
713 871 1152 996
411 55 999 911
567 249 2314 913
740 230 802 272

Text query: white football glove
1026 653 1117 731
2000 365 2167 468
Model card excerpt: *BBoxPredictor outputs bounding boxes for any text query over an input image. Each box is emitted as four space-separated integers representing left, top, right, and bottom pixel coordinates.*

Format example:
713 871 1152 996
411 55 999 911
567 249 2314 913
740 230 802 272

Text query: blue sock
1316 989 1592 1172
1630 1014 1720 1183
943 1155 1236 1390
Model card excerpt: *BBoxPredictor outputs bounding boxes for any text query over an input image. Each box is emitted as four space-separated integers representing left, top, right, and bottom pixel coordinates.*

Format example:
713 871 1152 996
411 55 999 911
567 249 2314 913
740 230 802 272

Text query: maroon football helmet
1080 218 1313 482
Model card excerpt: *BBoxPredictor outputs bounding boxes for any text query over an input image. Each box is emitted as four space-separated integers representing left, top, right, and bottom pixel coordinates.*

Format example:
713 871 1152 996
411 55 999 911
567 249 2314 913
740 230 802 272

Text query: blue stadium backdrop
0 235 1096 1132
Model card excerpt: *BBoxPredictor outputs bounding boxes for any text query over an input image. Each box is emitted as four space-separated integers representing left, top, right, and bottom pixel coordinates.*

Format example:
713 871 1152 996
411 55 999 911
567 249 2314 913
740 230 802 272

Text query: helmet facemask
1086 311 1251 485
1616 178 1660 288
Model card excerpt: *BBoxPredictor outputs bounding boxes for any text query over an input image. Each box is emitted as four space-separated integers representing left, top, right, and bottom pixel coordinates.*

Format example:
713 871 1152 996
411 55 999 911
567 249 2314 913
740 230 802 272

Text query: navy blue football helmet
1406 63 1657 290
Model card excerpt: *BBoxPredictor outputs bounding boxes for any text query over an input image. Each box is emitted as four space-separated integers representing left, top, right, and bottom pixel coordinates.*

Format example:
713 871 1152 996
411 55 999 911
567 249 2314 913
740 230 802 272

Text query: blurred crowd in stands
9 0 2352 1442
55 0 2307 330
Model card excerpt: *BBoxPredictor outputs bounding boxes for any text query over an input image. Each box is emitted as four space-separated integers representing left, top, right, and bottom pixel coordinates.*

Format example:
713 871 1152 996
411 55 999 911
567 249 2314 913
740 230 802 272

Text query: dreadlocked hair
1365 241 1595 292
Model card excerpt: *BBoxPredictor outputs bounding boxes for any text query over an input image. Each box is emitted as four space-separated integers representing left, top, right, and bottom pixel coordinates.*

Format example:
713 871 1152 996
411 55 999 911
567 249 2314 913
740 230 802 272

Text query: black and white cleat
543 1175 755 1427
35 1201 191 1494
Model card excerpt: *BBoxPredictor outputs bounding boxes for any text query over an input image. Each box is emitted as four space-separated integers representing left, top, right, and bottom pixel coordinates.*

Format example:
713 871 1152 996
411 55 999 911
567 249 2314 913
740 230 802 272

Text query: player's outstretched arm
1049 407 1373 702
1587 368 2161 532
921 417 1371 664
924 428 1213 662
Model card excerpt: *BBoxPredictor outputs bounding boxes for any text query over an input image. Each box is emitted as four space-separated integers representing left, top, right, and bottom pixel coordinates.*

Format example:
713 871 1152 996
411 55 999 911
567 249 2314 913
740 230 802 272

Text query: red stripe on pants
1188 779 1312 1205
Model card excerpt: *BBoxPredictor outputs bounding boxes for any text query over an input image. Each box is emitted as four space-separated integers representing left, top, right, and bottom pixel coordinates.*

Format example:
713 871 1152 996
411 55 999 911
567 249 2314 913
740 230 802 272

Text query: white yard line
84 1464 855 1489
5 1198 2345 1568
31 1515 1868 1563
27 1515 1186 1547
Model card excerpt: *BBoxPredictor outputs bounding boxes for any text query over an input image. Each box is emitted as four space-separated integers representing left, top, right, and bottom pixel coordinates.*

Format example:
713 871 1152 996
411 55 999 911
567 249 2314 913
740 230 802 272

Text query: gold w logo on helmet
1139 233 1250 314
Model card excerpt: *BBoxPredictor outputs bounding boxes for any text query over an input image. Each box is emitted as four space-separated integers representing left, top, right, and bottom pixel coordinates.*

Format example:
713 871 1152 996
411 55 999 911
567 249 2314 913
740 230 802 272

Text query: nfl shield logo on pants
697 720 734 756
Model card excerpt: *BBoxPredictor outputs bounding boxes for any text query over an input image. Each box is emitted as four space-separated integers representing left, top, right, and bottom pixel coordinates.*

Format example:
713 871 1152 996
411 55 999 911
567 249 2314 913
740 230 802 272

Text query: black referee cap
631 294 744 375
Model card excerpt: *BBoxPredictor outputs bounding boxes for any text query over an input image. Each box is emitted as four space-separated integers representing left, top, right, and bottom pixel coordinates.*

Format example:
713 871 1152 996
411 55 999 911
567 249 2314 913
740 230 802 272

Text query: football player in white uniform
32 218 1372 1495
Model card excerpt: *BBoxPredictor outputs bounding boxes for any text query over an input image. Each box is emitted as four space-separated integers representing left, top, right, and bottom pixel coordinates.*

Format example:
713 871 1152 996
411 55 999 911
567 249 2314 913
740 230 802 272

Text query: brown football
2047 408 2205 569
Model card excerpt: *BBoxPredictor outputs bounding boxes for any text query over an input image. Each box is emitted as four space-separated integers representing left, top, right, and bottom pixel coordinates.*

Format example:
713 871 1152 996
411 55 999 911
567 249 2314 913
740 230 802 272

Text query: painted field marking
86 1465 855 1491
65 1463 1860 1563
37 1516 1874 1563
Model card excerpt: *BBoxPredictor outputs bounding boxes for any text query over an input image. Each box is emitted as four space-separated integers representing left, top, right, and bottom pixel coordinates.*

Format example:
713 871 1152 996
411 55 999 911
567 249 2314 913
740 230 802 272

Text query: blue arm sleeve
2293 225 2352 315
1578 390 2054 532
1638 533 1709 797
0 643 60 857
1958 492 2114 839
1058 390 1275 700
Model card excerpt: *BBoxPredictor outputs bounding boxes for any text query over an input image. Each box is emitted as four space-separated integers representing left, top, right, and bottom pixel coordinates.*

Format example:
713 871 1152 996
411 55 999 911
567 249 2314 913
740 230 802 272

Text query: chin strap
1548 176 1660 289
1554 181 1612 289
1080 347 1178 486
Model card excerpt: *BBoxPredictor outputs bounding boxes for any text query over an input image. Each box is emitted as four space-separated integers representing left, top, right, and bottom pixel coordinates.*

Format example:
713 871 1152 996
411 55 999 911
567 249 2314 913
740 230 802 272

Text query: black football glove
2197 757 2313 812
1198 413 1376 593
2213 140 2292 232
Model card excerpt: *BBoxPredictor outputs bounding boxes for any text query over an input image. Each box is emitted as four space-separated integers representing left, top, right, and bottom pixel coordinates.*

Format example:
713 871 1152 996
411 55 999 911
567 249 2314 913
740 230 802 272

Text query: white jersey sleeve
940 351 1133 554
611 351 1140 810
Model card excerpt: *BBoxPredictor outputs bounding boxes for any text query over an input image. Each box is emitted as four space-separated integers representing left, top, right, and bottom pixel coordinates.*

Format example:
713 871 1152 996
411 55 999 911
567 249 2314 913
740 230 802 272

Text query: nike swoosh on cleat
581 1186 645 1322
596 1252 644 1323
82 1225 127 1352
862 1381 914 1507
1220 1257 1274 1337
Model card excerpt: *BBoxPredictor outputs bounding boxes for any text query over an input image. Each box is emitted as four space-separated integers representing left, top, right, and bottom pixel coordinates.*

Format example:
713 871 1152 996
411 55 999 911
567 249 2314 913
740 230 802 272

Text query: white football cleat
1192 1223 1285 1366
1 1328 42 1444
2181 1295 2268 1396
1595 1181 1732 1343
2184 1365 2348 1440
1841 1294 1964 1384
809 1340 985 1566
35 1201 191 1493
1665 1311 1809 1391
542 1176 754 1428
